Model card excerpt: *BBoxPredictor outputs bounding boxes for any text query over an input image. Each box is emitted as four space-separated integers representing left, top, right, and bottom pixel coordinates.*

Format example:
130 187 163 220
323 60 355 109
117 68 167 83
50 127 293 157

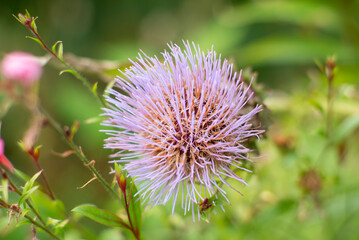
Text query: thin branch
39 106 121 201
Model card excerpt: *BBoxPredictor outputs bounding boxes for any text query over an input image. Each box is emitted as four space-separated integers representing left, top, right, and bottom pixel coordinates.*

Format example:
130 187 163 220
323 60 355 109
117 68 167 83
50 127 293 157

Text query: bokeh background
1 0 359 239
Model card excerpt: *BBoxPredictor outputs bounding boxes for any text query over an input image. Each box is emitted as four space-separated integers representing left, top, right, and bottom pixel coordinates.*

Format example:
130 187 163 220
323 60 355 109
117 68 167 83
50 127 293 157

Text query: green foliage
52 41 64 61
18 170 42 206
25 36 44 48
115 164 142 236
72 204 128 228
1 179 9 203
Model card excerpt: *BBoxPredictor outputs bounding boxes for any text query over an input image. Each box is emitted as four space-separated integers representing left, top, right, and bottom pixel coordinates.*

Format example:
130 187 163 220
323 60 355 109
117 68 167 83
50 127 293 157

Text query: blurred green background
1 0 359 239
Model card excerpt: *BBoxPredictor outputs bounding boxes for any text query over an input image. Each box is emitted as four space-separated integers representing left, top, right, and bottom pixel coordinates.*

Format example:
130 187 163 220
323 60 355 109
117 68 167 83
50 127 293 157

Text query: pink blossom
1 52 42 86
0 138 14 173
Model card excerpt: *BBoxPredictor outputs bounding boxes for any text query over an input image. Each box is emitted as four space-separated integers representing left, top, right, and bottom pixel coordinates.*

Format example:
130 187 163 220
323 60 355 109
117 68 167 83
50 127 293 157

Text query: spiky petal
102 42 264 218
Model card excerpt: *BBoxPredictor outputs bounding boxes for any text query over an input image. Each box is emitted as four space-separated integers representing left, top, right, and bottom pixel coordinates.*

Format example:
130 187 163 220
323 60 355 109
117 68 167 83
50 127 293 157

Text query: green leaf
92 82 98 95
19 185 40 206
20 208 31 220
59 69 80 79
1 179 8 203
16 219 32 227
47 217 69 235
18 170 43 206
72 204 129 229
23 170 42 193
25 9 31 19
57 41 64 61
25 36 44 48
13 14 25 24
128 182 142 233
31 19 38 33
47 217 62 226
52 41 64 61
115 164 142 233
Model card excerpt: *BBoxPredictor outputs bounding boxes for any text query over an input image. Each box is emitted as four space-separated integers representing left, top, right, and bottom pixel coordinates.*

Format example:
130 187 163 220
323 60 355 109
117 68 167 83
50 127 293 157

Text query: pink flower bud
1 52 42 86
0 138 14 173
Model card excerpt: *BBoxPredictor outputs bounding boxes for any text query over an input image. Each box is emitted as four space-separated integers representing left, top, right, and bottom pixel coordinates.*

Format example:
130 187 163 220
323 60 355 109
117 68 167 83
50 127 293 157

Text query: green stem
24 213 63 240
327 79 333 139
0 173 61 239
26 22 106 107
1 169 46 226
39 106 120 201
122 187 140 240
33 160 55 200
1 199 61 240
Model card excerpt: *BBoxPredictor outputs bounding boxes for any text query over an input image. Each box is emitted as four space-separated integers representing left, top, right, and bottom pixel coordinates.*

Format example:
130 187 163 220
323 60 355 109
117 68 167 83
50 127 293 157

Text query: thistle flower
102 42 264 218
1 52 42 86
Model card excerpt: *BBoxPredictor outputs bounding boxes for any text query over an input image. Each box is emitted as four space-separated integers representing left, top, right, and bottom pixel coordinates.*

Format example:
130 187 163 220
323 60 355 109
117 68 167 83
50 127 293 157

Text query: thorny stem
39 106 121 201
18 14 106 107
16 12 118 199
15 12 142 238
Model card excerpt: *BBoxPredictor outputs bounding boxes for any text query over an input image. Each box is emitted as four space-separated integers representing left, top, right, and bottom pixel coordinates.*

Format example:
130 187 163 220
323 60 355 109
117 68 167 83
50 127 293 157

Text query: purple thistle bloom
102 42 264 219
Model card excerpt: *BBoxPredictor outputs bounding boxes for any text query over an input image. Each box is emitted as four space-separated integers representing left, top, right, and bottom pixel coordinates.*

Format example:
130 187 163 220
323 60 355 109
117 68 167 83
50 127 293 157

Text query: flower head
102 42 263 218
1 52 42 86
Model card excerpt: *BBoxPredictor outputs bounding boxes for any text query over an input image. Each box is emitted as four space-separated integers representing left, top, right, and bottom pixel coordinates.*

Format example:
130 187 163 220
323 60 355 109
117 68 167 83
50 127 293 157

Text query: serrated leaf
25 36 44 48
72 204 129 229
19 185 40 206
